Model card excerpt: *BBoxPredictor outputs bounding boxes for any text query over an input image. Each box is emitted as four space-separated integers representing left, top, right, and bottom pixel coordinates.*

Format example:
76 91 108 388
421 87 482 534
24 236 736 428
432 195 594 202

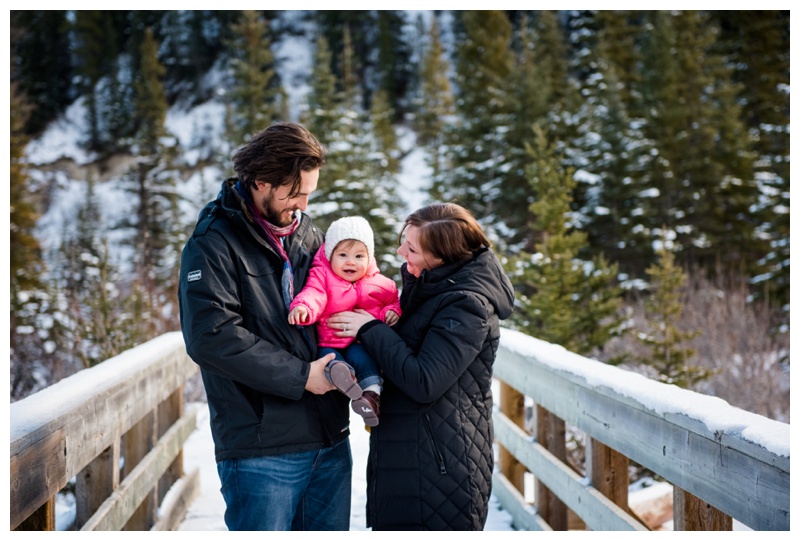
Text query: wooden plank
491 472 553 531
673 486 732 531
80 410 197 531
498 382 527 492
10 429 66 530
75 438 120 529
158 389 183 503
589 438 630 513
495 412 648 531
151 468 201 531
493 346 790 530
123 412 156 530
535 406 567 530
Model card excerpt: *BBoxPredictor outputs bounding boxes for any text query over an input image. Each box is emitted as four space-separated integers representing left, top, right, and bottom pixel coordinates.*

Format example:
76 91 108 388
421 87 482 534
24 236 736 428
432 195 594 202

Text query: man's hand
288 305 309 325
304 352 337 394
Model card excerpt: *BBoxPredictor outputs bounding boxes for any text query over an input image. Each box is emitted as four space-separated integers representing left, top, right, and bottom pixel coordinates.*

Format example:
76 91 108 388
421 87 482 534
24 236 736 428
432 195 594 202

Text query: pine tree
120 26 183 342
503 12 554 249
57 177 133 367
594 11 644 114
226 10 283 142
714 11 790 312
375 11 413 118
135 28 168 155
415 17 454 152
370 88 401 174
445 10 515 232
10 81 42 293
302 35 339 140
304 26 404 267
95 54 137 150
10 78 81 398
316 11 375 110
10 11 73 134
533 10 570 107
635 231 710 388
637 11 760 275
564 10 656 278
72 10 120 150
511 126 623 356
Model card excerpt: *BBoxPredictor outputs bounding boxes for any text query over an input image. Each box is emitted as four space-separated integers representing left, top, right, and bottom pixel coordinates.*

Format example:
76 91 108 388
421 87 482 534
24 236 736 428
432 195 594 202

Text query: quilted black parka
357 247 515 530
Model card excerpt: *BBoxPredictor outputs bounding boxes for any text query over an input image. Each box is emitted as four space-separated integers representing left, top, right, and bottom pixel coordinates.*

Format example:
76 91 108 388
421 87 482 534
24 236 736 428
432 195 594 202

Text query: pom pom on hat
324 216 375 261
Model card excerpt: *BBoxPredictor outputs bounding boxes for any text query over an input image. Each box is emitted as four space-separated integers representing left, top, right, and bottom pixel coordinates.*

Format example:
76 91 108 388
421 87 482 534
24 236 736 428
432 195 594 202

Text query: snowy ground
179 401 516 532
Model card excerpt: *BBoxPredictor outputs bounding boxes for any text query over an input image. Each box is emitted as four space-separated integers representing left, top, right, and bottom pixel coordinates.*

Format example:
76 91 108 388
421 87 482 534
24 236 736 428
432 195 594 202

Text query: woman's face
397 225 443 277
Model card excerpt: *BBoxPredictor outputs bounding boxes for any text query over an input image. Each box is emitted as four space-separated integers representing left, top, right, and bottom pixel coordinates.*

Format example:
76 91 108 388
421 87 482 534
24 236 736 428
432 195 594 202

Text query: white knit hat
324 216 375 261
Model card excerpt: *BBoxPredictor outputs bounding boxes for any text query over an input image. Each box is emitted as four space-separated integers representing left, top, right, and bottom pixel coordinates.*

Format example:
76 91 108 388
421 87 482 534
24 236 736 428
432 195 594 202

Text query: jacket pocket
238 254 278 315
239 254 276 277
423 413 447 475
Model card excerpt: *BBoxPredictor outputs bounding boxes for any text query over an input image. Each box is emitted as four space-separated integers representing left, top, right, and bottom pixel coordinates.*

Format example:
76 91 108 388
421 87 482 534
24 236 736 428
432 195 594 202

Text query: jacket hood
403 247 515 320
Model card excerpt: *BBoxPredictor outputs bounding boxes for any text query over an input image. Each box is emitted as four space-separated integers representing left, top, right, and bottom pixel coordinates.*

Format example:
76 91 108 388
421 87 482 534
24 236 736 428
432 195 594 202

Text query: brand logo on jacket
188 270 202 282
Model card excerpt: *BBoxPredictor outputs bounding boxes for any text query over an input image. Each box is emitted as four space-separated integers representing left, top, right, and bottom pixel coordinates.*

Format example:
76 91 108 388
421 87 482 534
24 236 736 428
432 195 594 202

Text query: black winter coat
358 247 515 530
178 179 350 462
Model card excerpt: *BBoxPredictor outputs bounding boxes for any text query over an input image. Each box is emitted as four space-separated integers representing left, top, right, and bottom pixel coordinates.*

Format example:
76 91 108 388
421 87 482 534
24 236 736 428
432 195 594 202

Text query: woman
329 202 515 530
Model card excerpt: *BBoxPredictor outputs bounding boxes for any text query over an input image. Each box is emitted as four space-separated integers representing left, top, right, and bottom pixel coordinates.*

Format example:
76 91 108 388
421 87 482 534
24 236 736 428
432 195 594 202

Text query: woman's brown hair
400 202 491 265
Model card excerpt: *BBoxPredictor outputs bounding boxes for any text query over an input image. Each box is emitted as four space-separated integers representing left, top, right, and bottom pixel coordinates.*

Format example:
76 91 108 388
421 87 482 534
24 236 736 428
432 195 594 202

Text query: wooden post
75 439 120 529
122 412 156 530
14 498 55 531
158 388 184 502
588 438 637 530
535 405 567 530
10 428 65 530
673 486 732 531
589 438 630 511
498 381 527 493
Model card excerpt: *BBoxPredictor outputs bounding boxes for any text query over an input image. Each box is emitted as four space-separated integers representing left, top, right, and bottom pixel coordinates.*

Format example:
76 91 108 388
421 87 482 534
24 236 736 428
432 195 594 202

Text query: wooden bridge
10 330 790 531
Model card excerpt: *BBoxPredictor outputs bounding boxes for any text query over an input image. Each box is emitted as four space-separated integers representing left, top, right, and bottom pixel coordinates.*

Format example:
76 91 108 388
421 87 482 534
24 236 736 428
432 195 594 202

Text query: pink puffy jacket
290 245 401 348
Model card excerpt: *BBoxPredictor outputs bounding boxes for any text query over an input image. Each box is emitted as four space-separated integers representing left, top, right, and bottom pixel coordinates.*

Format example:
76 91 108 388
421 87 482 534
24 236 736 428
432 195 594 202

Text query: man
178 123 351 530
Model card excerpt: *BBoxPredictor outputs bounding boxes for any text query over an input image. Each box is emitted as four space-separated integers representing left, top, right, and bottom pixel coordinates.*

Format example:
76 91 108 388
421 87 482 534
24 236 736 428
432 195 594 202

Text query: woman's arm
331 294 489 403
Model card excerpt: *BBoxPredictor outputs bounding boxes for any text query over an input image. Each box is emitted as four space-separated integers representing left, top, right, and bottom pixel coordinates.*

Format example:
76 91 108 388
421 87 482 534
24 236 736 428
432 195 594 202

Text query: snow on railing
10 332 200 531
493 328 790 531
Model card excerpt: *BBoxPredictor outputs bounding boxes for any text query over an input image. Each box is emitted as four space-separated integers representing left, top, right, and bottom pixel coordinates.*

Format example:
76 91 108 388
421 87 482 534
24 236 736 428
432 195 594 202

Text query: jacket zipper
424 414 447 475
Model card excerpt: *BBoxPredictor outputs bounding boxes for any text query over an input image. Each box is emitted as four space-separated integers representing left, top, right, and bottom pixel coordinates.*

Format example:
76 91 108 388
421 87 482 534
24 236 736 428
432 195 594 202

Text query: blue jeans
320 343 382 390
216 438 352 530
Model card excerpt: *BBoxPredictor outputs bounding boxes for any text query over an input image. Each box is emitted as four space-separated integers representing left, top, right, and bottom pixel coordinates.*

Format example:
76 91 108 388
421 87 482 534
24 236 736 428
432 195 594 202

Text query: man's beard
261 190 296 227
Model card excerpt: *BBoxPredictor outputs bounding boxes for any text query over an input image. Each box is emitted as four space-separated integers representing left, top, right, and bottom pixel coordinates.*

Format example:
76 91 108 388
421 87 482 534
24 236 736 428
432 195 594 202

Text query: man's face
254 168 319 227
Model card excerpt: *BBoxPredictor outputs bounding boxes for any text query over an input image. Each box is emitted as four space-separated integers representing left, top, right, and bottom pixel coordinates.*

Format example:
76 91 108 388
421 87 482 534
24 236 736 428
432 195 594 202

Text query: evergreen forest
9 10 789 422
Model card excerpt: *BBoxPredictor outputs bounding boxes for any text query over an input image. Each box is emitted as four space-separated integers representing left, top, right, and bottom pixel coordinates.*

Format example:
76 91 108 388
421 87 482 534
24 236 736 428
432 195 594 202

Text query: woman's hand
327 309 376 338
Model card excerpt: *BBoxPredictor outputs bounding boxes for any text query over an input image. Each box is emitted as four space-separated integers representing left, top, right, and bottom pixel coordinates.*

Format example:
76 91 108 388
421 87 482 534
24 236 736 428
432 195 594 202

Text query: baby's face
330 240 369 283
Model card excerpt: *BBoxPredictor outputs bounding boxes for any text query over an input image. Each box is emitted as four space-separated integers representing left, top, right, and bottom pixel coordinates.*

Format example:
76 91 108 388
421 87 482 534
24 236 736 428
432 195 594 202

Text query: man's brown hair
400 202 491 265
232 123 325 196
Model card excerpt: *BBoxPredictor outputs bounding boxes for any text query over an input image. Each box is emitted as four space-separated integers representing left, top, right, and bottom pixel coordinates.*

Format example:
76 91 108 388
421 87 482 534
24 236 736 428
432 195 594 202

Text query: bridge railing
492 328 790 531
10 332 200 531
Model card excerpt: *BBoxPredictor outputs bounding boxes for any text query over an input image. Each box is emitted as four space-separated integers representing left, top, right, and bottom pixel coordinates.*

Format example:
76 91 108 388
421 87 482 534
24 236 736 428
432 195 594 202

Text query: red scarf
236 181 299 311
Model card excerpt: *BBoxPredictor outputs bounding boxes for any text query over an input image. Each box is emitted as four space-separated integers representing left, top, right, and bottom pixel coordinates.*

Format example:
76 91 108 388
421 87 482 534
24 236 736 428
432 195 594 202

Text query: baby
288 216 400 426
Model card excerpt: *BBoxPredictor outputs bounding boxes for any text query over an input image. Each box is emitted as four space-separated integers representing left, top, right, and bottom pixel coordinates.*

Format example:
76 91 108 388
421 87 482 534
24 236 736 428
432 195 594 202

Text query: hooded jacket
357 247 515 530
290 245 401 348
178 178 350 462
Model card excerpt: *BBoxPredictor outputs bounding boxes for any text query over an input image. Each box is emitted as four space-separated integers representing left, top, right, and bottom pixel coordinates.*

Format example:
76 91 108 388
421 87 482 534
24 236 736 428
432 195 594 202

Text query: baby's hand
385 310 399 326
288 306 309 325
